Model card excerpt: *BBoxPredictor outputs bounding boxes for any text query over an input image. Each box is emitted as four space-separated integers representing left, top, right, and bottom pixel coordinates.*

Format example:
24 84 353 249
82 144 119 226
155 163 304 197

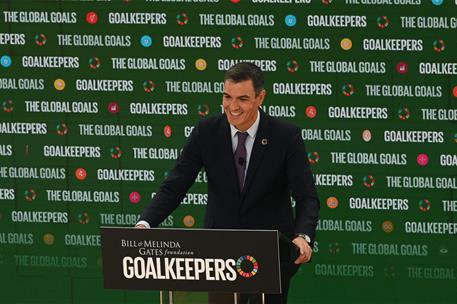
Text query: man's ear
257 89 266 106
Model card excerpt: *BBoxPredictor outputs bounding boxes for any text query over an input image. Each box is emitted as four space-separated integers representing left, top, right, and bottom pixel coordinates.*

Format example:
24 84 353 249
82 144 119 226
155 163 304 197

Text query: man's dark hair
224 62 264 95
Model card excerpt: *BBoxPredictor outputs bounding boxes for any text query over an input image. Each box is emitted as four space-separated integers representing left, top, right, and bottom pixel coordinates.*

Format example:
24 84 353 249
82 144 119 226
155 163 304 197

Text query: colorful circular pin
305 106 317 118
1 55 12 68
107 102 120 114
340 38 352 51
129 192 141 204
35 33 47 46
396 62 408 74
417 153 429 166
285 15 296 27
54 79 66 91
382 221 394 233
363 175 376 188
140 35 153 47
89 57 101 69
198 104 210 117
183 215 195 227
86 12 98 24
56 122 68 136
43 233 55 245
164 125 172 138
75 168 87 181
362 129 372 142
195 58 207 71
231 36 244 49
326 197 339 209
2 99 13 113
287 60 299 73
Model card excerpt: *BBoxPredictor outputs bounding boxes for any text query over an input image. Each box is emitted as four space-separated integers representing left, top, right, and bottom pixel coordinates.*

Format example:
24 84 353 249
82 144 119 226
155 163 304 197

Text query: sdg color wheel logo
236 255 259 278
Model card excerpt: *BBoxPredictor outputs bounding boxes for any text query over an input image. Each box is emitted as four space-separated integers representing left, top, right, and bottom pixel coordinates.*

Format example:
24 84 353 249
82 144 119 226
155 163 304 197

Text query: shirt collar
230 109 260 139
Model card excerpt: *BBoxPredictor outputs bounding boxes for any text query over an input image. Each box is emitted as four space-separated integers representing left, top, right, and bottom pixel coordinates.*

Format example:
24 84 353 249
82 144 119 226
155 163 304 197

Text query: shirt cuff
135 220 151 228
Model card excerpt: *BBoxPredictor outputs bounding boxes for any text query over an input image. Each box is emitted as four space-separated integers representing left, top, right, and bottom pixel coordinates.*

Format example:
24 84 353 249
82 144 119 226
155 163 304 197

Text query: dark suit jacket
140 110 320 244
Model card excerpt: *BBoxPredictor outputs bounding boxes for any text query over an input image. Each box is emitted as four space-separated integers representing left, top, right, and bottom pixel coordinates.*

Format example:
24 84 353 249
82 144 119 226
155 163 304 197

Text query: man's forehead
223 79 255 93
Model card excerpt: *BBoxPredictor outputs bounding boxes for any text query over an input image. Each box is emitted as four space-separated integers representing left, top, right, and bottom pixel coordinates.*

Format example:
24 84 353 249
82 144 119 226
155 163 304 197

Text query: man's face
222 79 265 132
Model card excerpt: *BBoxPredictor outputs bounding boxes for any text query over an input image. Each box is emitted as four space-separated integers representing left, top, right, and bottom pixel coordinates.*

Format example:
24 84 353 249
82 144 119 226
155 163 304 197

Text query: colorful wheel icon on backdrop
140 35 153 47
195 58 207 71
305 106 317 118
286 60 299 73
416 153 429 166
363 175 376 188
1 55 12 68
35 33 47 46
176 13 189 25
43 233 55 246
376 16 389 29
183 215 195 228
433 39 445 53
164 125 172 138
328 242 340 254
396 62 409 74
342 83 355 96
164 170 172 180
86 12 98 24
129 192 141 204
198 104 210 117
230 0 241 3
418 199 431 212
453 86 457 98
362 129 372 142
89 57 101 69
110 146 123 159
107 102 120 114
382 220 394 233
231 36 244 49
322 0 332 4
454 133 457 143
75 168 87 181
284 15 296 27
24 188 37 201
56 122 69 136
398 107 410 120
78 212 90 224
54 78 66 91
384 266 396 278
143 80 155 93
2 99 13 113
307 152 320 164
236 255 259 278
326 197 339 209
432 0 444 5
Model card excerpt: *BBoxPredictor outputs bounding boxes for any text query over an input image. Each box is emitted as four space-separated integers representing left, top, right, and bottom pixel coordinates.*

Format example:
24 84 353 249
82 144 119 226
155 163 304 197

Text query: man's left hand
292 237 313 264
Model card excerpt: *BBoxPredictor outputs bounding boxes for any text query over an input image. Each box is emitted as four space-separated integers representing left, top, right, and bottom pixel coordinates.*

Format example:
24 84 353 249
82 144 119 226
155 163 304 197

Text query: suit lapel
241 110 269 200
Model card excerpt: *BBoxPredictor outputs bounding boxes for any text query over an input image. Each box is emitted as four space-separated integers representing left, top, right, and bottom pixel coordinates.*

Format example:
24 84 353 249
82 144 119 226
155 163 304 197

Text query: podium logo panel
101 227 281 293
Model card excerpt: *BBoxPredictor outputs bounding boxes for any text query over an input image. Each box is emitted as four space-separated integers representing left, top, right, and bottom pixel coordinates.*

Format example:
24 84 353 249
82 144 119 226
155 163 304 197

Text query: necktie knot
237 131 249 144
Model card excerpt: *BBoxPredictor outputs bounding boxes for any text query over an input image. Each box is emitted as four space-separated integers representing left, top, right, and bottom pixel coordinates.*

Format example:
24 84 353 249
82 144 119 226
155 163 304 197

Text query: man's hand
135 224 147 229
292 237 312 264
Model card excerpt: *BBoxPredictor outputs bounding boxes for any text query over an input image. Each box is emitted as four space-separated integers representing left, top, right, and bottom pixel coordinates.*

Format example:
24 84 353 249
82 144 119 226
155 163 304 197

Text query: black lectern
101 227 282 304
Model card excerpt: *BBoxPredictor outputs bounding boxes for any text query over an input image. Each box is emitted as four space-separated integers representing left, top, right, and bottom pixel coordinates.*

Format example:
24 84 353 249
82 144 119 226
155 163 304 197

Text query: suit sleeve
139 123 203 227
286 127 320 245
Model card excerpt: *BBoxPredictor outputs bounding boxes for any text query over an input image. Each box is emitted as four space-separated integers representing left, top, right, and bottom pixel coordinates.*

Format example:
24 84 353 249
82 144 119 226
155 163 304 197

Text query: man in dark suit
136 62 320 304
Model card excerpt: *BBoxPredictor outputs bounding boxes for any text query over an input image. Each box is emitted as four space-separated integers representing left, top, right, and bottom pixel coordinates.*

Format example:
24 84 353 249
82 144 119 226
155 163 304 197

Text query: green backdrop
0 0 456 303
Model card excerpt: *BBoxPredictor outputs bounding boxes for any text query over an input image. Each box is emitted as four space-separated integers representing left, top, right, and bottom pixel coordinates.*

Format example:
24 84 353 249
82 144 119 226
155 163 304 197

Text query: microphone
238 157 246 166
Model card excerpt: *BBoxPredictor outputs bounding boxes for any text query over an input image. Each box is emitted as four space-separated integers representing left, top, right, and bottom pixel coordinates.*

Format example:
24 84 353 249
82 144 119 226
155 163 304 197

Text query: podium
101 227 282 304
